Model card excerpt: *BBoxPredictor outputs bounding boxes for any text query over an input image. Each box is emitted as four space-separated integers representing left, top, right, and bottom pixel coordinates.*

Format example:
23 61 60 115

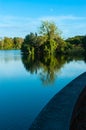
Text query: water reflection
21 54 85 85
0 50 21 62
0 50 86 130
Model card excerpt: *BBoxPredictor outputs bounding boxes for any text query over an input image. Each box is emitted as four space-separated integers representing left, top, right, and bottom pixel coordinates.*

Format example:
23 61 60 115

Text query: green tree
0 40 4 49
39 21 61 40
13 37 23 49
3 37 13 49
0 37 23 50
65 35 86 55
39 21 62 55
21 21 71 56
82 35 86 50
21 33 37 55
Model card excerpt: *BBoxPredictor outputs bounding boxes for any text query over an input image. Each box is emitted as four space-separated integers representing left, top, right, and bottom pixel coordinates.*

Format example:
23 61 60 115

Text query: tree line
0 21 86 56
65 35 86 56
21 21 68 56
0 37 23 50
21 21 86 57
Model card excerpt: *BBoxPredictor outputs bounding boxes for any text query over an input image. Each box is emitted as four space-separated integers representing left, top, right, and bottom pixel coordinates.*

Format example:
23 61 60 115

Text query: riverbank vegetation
21 21 86 57
0 21 86 56
21 21 68 56
0 37 23 50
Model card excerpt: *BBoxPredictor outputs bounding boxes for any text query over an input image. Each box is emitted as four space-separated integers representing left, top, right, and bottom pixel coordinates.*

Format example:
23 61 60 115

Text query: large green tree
39 21 61 40
39 21 64 55
21 21 67 56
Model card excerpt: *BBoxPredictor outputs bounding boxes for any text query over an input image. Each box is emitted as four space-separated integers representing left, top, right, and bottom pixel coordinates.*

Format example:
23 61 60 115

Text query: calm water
0 50 86 130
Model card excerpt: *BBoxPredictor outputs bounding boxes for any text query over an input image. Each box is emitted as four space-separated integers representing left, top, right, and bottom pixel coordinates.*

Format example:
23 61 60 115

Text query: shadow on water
21 54 86 86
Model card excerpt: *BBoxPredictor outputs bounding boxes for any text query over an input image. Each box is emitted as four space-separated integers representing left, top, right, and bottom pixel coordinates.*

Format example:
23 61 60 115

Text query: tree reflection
21 54 85 86
39 55 68 85
21 54 68 85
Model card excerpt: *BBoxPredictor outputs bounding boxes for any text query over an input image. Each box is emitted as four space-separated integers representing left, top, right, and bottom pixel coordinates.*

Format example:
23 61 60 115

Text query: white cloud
0 15 86 38
39 15 86 22
0 15 40 37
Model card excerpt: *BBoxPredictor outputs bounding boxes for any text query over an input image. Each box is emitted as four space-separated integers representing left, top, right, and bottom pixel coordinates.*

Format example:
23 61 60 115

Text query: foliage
66 35 86 48
21 33 37 55
39 21 61 40
65 35 86 54
0 37 23 50
21 21 65 56
0 21 86 56
13 37 24 49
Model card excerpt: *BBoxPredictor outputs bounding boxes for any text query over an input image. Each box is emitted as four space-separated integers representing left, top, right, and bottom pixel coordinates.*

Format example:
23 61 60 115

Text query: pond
0 50 86 130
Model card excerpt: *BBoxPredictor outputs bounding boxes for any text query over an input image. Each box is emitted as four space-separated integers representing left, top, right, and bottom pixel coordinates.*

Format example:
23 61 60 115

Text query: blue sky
0 0 86 38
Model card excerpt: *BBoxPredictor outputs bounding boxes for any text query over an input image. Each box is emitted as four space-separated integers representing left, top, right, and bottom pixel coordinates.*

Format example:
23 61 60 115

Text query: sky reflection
0 50 86 129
